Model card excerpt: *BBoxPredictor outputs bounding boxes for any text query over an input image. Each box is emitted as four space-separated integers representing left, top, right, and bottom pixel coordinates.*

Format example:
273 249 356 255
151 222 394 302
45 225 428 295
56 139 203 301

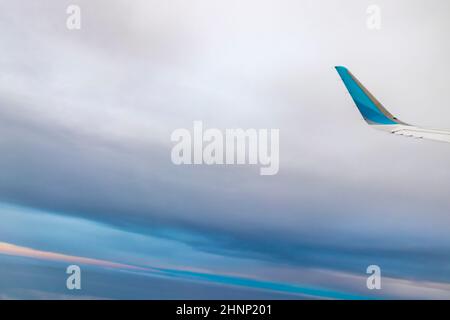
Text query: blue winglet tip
335 66 348 73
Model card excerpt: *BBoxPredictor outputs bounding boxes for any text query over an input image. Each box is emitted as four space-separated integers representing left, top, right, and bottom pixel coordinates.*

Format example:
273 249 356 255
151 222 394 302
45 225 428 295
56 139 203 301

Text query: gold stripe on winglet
348 70 408 125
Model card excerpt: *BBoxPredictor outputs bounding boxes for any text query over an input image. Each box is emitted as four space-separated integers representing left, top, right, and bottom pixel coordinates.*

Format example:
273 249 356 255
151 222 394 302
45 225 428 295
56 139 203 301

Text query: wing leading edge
335 66 450 143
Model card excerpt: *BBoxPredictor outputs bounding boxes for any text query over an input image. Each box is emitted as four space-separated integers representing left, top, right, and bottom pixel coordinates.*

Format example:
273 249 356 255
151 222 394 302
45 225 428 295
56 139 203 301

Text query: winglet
335 66 405 125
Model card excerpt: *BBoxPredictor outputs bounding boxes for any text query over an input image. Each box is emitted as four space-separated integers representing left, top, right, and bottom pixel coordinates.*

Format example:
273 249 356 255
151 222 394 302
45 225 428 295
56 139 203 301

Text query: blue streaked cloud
1 203 450 299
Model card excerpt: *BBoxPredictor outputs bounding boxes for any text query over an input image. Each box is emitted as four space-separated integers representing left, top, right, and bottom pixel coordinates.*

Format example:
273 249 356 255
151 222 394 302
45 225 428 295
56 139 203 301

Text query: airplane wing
335 66 450 143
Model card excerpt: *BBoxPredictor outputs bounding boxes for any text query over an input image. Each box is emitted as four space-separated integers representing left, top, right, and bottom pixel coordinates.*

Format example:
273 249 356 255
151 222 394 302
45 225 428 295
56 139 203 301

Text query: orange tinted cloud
0 241 149 271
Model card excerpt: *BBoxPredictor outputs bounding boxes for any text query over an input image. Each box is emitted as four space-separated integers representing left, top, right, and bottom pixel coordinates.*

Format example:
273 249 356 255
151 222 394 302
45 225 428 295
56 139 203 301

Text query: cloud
2 237 450 299
0 0 450 298
0 240 363 299
0 241 148 271
1 203 450 299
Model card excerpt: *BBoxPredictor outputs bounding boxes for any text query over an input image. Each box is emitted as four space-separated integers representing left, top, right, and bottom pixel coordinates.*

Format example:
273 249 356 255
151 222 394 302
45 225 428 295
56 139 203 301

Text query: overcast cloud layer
0 0 450 299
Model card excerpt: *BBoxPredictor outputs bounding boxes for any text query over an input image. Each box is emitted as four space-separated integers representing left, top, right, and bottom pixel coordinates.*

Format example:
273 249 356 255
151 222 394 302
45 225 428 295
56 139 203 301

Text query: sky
0 0 450 299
